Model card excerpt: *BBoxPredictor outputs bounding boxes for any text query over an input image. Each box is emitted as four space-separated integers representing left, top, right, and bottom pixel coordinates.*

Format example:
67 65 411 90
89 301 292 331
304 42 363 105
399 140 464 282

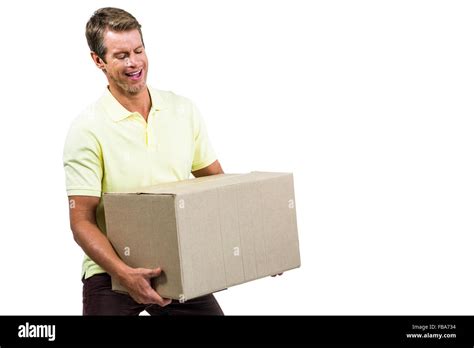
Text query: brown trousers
82 273 224 316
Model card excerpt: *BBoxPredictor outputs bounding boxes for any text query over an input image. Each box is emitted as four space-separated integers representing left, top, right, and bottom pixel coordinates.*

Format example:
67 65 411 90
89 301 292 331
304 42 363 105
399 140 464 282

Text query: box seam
173 194 186 300
216 187 228 288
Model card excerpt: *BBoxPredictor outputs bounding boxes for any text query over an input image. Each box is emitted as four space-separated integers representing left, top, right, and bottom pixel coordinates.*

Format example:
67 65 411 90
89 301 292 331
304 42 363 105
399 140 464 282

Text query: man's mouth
125 69 143 81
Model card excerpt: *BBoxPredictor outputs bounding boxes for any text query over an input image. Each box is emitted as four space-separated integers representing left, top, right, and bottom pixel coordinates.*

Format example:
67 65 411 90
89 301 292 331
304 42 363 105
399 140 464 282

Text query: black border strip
0 316 473 346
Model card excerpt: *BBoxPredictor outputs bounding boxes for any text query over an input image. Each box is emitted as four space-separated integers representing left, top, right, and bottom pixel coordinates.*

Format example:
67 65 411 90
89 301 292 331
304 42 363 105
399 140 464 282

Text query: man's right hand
118 267 172 306
68 195 171 307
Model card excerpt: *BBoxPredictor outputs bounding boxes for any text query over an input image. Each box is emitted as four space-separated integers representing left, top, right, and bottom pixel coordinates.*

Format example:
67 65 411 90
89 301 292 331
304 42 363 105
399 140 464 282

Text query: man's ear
90 51 106 70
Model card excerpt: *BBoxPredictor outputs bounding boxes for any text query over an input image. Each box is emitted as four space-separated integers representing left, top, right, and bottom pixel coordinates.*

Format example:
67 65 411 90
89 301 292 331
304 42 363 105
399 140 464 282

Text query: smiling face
93 29 148 96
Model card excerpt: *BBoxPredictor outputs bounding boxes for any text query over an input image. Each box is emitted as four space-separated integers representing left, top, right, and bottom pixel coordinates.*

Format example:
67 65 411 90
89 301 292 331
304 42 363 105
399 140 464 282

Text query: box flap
134 172 291 195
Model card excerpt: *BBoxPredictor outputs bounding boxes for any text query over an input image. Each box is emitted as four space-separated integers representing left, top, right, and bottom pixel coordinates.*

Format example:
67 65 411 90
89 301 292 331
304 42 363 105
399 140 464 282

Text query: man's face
100 29 148 95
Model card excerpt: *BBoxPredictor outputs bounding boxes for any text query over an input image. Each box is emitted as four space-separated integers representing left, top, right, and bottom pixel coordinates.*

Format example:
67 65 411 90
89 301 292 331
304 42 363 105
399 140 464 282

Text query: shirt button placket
146 112 156 150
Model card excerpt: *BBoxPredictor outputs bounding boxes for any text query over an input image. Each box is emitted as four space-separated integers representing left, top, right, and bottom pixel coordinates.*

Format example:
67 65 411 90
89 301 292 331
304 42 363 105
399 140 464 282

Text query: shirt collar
101 86 166 122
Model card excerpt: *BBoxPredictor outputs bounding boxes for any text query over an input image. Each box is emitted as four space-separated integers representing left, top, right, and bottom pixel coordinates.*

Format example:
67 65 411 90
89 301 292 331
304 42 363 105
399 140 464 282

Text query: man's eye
116 54 126 59
135 50 143 54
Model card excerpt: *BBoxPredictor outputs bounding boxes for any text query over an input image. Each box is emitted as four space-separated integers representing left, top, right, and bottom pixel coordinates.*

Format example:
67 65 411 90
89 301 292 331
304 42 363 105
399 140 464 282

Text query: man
63 7 224 315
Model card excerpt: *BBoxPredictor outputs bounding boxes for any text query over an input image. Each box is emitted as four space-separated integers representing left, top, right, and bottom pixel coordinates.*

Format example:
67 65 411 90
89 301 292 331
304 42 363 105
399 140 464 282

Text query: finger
161 298 172 307
146 267 163 278
148 291 172 306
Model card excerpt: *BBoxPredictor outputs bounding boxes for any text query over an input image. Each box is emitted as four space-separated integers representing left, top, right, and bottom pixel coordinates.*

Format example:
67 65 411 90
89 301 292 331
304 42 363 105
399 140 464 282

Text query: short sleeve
191 102 217 171
63 118 103 197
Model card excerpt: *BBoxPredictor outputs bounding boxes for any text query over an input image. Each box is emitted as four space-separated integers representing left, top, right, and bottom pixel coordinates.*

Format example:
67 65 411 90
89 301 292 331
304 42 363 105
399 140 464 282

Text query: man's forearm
72 220 130 279
192 159 224 177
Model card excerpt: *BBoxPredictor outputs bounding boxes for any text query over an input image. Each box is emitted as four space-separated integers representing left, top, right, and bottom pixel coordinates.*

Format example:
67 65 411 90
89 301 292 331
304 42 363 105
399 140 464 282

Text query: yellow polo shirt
63 86 217 279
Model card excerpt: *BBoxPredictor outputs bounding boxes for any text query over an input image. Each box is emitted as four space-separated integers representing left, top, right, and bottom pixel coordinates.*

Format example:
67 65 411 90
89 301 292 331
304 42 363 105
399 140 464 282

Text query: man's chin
109 73 148 96
120 82 147 95
128 86 145 95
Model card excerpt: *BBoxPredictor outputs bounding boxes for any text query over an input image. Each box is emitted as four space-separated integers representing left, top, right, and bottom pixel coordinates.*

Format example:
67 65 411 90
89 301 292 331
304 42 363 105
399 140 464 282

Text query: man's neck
108 85 151 122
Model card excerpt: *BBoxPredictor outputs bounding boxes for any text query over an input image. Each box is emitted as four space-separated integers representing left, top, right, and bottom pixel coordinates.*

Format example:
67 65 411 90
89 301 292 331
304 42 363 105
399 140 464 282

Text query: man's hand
69 195 171 306
118 267 171 306
271 273 284 277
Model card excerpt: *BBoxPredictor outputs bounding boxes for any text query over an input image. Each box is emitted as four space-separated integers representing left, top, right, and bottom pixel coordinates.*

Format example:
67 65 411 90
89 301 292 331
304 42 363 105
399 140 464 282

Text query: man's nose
124 56 137 67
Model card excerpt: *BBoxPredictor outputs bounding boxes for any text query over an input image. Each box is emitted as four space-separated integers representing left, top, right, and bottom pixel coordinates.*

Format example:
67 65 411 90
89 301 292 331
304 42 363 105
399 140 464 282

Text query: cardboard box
104 171 300 301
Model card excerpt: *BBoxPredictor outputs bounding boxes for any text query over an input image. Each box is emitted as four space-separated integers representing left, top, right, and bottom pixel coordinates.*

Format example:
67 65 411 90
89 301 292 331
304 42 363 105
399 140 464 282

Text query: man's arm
192 159 224 177
68 195 171 306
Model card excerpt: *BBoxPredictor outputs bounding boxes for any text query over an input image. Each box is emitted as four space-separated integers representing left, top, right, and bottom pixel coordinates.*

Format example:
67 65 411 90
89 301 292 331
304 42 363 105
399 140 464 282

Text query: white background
0 0 473 315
